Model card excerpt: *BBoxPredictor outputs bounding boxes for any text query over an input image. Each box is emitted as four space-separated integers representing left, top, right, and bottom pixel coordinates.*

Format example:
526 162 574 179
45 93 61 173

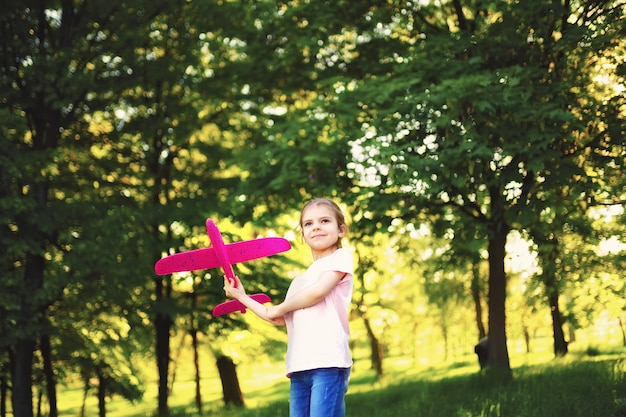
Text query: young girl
223 198 354 417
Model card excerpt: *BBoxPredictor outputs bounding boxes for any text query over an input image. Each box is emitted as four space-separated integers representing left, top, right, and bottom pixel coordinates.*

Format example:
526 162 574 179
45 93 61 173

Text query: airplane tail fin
212 293 271 316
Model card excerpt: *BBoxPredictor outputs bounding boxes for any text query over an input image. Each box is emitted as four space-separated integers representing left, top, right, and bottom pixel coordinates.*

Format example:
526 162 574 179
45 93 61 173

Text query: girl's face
301 204 346 259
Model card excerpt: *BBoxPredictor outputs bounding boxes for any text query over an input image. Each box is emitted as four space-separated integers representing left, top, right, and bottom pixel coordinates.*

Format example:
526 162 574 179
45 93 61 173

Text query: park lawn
57 343 626 417
211 352 626 417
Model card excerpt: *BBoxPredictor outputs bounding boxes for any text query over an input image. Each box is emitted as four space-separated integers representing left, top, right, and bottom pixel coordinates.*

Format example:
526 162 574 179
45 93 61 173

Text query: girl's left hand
223 276 246 300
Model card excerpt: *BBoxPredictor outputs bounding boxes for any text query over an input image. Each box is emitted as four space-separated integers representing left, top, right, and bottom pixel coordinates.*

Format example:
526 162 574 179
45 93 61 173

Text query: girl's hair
299 198 348 247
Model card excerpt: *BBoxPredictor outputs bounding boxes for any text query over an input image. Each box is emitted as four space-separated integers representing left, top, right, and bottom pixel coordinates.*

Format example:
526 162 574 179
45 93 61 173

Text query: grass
353 359 626 417
210 357 625 417
146 350 626 417
56 346 626 417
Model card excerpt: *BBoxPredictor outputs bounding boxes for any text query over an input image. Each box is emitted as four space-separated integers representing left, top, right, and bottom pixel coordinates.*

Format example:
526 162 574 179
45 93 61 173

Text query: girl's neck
311 245 340 261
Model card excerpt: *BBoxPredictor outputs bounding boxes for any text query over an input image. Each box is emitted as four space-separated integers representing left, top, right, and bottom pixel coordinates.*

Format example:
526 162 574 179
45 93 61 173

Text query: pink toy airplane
154 218 291 316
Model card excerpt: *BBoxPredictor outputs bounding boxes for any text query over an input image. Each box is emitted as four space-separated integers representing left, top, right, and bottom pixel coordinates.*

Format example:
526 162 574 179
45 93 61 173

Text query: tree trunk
486 207 511 373
40 334 58 417
168 331 187 394
11 338 35 417
568 325 576 344
12 246 48 417
216 356 245 406
411 321 419 364
97 372 106 417
441 322 449 362
154 276 173 416
548 289 568 356
80 378 89 417
363 316 383 377
191 328 203 413
1 364 7 417
471 262 487 340
352 246 384 378
540 238 568 357
36 389 42 417
522 322 531 353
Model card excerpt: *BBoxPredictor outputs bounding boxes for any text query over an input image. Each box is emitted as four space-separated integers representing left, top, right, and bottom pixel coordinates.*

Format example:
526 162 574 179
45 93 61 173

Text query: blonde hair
298 198 348 247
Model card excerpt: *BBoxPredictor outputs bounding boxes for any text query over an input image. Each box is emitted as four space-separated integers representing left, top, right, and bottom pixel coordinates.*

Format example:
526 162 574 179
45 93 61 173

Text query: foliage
0 0 624 415
324 0 624 370
0 0 290 415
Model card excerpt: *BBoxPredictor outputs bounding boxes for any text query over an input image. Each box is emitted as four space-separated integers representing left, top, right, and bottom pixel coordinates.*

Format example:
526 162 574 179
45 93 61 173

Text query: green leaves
1 0 623 408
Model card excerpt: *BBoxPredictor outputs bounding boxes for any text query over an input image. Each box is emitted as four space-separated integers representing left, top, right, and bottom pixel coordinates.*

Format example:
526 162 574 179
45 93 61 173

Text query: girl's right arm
224 276 285 326
265 269 345 319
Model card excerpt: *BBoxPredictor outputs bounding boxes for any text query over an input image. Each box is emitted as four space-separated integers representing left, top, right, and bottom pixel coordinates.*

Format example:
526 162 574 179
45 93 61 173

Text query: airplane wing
154 237 290 276
155 219 289 317
226 238 291 264
212 293 272 316
154 247 219 275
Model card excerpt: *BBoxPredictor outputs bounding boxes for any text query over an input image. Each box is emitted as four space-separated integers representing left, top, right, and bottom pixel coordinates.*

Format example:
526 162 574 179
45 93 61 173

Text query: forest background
1 1 624 417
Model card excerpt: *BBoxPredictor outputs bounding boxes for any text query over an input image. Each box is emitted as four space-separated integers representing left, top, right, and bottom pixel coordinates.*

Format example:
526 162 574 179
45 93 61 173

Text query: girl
223 198 354 417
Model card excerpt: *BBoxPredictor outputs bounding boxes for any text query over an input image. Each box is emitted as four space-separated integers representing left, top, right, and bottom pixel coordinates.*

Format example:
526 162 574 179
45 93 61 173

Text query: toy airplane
154 218 291 316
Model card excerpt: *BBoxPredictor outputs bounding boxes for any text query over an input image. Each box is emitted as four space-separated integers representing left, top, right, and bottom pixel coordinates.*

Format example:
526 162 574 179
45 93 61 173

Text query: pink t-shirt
283 248 354 376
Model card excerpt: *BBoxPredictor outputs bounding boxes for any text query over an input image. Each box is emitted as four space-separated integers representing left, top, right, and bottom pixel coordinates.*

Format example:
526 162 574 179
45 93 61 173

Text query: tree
0 2 181 415
203 0 624 374
2 1 623 413
330 0 624 373
0 1 251 415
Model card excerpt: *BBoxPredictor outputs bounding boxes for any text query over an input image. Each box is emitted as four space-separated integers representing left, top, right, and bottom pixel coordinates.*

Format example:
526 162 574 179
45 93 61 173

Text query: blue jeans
289 367 351 417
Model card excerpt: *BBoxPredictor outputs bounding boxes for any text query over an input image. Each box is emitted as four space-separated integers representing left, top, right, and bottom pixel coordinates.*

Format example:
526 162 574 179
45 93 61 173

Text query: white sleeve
325 248 354 276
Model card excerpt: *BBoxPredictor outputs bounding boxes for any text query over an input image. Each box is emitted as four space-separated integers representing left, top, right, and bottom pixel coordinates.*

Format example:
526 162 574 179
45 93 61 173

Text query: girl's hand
223 276 286 326
223 276 246 300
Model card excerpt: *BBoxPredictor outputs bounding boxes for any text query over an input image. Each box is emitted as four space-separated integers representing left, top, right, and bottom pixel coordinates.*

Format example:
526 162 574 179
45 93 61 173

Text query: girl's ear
339 224 347 237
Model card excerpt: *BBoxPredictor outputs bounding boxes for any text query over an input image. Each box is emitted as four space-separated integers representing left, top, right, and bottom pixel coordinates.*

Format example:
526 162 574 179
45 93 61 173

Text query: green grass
55 346 626 417
149 351 626 417
341 359 626 417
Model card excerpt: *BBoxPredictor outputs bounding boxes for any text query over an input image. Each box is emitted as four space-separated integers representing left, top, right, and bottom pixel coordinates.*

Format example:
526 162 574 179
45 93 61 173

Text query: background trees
0 2 175 416
310 0 624 371
1 0 623 416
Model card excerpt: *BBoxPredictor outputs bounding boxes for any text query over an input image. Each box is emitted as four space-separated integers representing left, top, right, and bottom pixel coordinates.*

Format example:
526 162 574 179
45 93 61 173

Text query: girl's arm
266 270 346 319
223 276 285 326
